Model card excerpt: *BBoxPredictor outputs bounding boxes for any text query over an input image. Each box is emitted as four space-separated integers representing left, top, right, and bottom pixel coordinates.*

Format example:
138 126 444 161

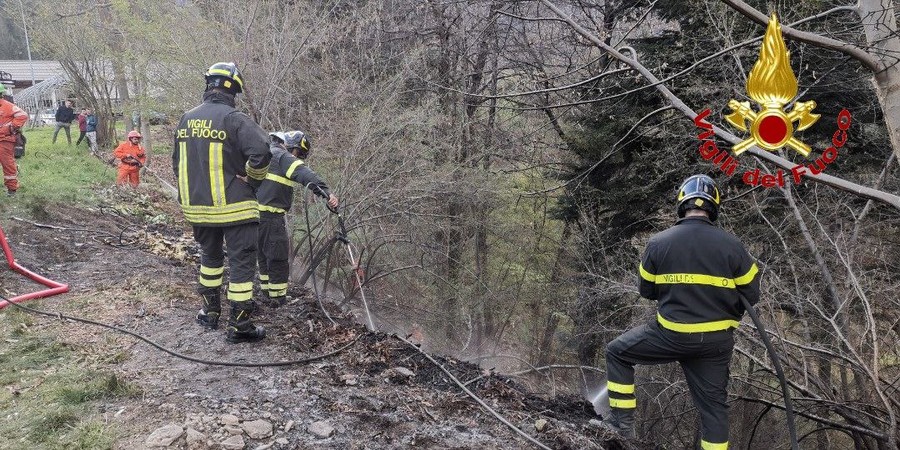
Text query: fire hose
301 184 376 332
0 224 70 309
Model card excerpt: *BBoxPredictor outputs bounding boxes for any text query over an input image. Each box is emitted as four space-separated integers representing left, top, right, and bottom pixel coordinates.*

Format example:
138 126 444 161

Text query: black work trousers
606 320 734 447
193 223 258 303
257 212 290 298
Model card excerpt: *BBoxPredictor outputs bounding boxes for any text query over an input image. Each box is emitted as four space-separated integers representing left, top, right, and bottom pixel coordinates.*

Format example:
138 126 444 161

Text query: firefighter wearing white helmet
256 130 338 306
599 174 760 449
173 62 271 343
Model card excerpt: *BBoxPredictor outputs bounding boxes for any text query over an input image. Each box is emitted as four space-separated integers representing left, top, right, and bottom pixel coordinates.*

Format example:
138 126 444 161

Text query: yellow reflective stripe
207 68 243 89
183 210 259 224
639 263 655 282
182 200 259 214
609 398 636 409
607 381 635 394
258 274 269 281
653 273 736 289
285 160 304 179
265 173 295 187
229 281 254 291
200 265 224 276
199 277 223 287
734 263 758 285
208 142 225 206
269 288 287 297
657 313 739 333
258 204 287 214
268 282 288 290
246 162 268 180
227 291 253 301
178 142 190 206
700 440 729 450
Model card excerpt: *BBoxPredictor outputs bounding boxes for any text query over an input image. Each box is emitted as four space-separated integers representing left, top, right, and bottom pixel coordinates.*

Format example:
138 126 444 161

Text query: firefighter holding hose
600 174 760 450
173 62 271 344
255 130 338 307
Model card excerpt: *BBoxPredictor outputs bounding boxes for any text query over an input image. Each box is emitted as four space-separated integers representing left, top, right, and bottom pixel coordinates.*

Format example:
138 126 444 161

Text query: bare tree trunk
858 0 900 165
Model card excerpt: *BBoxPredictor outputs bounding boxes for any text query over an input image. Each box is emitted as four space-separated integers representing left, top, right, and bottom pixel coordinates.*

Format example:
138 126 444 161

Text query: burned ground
0 194 643 450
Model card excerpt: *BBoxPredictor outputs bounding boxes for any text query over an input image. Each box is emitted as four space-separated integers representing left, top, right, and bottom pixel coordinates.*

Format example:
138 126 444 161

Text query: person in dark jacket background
172 62 271 344
599 174 760 450
256 130 338 306
84 108 98 154
52 100 76 145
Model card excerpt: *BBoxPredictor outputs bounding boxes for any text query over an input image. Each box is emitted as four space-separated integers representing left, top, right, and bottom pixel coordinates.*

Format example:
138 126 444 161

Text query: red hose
0 225 70 309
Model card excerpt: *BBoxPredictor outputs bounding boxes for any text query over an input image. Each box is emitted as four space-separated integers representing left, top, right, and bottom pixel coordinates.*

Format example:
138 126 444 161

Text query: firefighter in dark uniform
172 62 272 343
602 175 760 450
257 131 338 306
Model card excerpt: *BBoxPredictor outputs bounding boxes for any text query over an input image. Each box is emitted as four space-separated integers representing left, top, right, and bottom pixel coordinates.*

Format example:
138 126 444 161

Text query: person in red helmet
113 130 147 187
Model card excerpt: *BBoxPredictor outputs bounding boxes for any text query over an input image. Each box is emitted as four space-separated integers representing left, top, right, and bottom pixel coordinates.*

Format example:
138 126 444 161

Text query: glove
246 176 262 190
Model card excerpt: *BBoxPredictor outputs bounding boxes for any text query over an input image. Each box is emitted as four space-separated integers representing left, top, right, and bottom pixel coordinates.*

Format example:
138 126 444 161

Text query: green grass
0 310 135 450
8 126 115 206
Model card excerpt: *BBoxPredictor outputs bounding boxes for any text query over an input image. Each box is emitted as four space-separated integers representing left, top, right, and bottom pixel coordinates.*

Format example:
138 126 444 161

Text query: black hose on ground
740 296 800 450
0 294 356 368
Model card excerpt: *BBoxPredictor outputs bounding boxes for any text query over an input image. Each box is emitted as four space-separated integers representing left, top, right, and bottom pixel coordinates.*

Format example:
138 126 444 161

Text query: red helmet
127 131 142 139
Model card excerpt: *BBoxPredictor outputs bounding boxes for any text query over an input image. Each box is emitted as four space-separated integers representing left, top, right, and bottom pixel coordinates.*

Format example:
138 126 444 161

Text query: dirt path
1 200 634 450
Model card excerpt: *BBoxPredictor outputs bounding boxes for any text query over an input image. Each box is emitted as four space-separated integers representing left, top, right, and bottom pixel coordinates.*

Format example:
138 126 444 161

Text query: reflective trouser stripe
609 398 636 409
607 381 635 394
200 265 224 276
199 265 224 288
268 282 287 297
228 281 253 301
700 440 729 450
259 274 269 290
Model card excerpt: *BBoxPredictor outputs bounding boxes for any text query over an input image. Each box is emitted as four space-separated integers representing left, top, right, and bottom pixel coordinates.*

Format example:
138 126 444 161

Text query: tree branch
538 0 900 211
720 0 883 73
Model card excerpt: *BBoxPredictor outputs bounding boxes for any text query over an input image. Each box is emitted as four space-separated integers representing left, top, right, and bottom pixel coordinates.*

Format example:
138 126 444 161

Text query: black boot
226 301 266 344
263 295 286 308
196 292 221 329
599 408 635 439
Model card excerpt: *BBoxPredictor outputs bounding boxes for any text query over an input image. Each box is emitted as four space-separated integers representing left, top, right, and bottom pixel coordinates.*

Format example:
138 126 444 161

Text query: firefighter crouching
113 130 147 187
257 131 338 307
172 62 272 344
601 174 760 450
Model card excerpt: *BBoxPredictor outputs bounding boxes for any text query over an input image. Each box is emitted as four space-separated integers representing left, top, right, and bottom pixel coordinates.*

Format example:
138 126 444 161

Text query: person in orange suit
113 130 147 187
0 83 28 196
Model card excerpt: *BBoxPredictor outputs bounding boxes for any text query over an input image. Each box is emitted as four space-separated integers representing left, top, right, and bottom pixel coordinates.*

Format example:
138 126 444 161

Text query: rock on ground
220 414 241 426
145 424 184 447
185 428 205 447
241 419 273 439
308 420 335 438
221 434 245 450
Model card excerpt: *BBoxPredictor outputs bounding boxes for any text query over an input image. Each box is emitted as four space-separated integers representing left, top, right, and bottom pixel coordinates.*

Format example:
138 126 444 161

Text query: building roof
0 60 64 83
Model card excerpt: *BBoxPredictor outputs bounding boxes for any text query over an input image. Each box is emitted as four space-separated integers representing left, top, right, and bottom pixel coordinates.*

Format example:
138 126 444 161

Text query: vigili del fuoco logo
694 13 852 188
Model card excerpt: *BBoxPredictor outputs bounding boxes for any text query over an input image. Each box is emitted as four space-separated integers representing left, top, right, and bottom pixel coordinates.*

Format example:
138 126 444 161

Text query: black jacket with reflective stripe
639 216 760 332
256 145 330 214
172 91 271 226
